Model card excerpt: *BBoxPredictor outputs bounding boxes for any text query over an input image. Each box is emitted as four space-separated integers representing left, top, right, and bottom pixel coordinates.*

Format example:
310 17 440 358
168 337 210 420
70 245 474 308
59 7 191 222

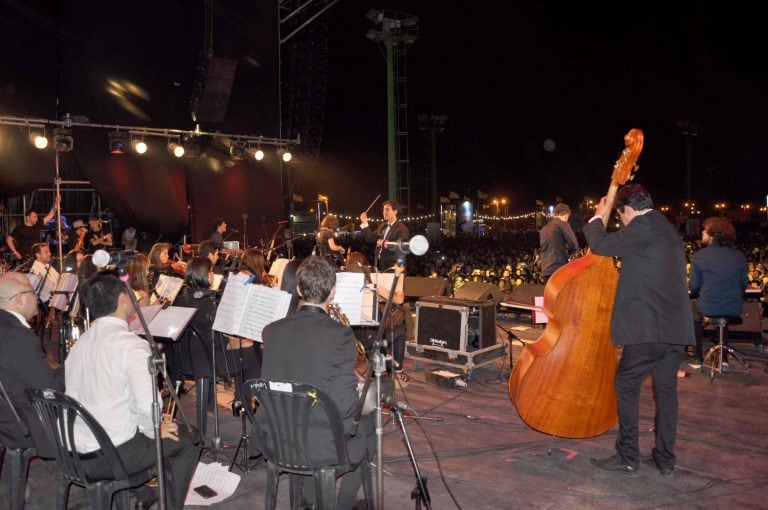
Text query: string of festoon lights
319 211 539 223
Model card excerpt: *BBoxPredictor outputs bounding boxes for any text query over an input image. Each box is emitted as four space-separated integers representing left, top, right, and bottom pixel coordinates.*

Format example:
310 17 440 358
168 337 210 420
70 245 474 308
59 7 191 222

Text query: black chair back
24 388 155 509
243 378 371 510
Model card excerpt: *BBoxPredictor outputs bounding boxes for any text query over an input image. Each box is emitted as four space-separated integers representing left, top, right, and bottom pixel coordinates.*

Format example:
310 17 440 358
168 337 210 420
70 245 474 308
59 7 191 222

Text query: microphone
277 220 289 224
228 228 240 233
384 395 415 413
382 235 429 256
93 249 137 268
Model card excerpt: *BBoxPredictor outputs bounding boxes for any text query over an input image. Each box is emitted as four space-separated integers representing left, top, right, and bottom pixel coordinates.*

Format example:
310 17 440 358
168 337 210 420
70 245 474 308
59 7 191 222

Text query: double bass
508 129 644 438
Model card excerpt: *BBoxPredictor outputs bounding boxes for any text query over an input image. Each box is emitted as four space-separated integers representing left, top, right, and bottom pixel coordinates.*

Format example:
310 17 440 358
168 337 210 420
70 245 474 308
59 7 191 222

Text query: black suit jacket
0 309 64 456
583 211 694 347
258 305 370 464
361 219 409 272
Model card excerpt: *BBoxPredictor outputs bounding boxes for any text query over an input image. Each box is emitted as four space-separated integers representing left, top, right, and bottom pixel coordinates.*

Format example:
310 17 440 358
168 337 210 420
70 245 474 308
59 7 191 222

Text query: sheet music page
50 273 79 311
150 274 184 305
146 306 198 341
212 272 252 335
333 272 365 325
128 305 163 335
211 273 224 291
237 285 292 342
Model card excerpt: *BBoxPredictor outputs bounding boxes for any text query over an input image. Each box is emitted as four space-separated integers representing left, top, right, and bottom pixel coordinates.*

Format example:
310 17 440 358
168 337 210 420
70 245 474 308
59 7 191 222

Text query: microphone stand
242 213 248 249
119 269 199 510
353 262 399 510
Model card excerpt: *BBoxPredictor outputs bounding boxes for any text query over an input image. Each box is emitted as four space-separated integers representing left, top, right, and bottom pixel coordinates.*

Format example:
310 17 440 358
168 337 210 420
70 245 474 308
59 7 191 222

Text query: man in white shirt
29 242 59 304
65 273 200 509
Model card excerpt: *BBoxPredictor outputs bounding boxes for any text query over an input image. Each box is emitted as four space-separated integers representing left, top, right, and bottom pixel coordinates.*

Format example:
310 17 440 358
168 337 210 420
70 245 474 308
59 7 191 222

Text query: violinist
316 214 346 267
237 248 275 287
87 217 113 253
126 253 151 306
147 243 185 290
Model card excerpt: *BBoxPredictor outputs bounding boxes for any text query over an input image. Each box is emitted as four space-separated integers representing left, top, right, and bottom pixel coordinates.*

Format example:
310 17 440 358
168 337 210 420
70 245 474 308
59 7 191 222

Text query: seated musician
238 248 275 287
87 217 113 253
316 214 346 267
147 242 185 291
688 217 748 369
29 242 60 305
0 272 65 459
65 272 200 510
197 240 221 272
126 253 151 306
258 256 375 509
170 257 246 397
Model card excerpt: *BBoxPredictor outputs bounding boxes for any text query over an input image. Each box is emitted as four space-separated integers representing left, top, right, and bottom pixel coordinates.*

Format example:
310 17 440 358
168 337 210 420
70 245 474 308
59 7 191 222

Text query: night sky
2 1 767 220
311 1 768 215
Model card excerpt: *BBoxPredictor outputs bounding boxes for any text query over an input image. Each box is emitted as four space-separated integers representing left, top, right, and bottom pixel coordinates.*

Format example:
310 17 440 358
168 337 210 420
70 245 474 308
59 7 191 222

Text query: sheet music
333 272 365 325
150 274 184 305
50 273 79 311
129 305 197 341
360 287 378 324
147 306 197 341
212 273 252 336
128 305 163 334
211 273 223 291
238 285 292 342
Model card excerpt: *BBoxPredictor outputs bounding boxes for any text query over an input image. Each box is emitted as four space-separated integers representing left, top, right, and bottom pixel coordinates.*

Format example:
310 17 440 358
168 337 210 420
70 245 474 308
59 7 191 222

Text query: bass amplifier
415 296 497 352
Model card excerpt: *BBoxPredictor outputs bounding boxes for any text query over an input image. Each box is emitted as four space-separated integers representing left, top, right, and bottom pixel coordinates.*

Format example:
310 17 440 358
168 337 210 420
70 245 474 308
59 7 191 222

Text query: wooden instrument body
509 252 619 438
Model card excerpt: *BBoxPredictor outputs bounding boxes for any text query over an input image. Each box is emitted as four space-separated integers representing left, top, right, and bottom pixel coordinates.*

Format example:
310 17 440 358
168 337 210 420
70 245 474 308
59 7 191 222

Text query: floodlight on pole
30 130 48 149
53 127 73 152
108 130 127 154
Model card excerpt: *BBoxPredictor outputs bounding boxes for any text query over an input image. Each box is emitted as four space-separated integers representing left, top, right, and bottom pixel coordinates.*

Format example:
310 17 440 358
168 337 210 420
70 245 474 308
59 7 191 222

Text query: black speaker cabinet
416 296 497 351
404 276 450 299
453 282 503 305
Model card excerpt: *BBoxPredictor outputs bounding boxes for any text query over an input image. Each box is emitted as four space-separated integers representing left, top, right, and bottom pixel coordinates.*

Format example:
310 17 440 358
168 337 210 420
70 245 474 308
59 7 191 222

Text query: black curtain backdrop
0 0 281 244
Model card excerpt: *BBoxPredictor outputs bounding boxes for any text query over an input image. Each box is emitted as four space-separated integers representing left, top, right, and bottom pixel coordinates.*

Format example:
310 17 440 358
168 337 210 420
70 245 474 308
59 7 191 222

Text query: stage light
133 138 148 154
30 131 48 149
252 148 264 161
108 130 127 154
229 140 247 161
277 147 292 162
53 128 73 152
168 142 185 158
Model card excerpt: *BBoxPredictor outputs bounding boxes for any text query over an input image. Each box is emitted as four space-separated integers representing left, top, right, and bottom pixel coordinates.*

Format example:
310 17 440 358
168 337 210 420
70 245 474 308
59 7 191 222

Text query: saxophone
328 302 370 379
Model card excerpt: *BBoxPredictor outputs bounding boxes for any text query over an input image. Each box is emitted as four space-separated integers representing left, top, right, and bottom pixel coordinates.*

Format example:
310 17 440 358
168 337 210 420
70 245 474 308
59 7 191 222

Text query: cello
508 129 644 439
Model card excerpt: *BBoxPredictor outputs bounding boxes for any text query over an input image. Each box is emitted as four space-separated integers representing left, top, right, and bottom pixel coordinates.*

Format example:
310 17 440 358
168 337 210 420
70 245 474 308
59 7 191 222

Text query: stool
702 316 748 381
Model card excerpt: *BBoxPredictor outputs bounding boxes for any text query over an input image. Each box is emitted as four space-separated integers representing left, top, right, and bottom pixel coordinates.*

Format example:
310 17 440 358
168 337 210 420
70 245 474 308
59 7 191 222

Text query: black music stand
228 335 262 473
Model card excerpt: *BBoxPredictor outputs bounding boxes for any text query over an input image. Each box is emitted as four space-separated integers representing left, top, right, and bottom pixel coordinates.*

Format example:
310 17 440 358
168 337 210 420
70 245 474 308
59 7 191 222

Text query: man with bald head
0 272 64 457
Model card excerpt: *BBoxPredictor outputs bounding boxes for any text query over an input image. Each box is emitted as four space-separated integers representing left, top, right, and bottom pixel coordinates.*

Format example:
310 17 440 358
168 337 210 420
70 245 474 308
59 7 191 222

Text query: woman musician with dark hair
316 214 346 267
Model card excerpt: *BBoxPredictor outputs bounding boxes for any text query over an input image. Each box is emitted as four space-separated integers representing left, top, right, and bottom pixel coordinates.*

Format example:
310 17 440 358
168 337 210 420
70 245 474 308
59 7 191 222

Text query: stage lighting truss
1 114 302 160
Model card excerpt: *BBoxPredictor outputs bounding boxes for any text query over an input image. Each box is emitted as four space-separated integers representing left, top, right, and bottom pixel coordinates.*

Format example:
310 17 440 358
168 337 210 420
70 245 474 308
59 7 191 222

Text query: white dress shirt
30 260 60 303
65 316 157 453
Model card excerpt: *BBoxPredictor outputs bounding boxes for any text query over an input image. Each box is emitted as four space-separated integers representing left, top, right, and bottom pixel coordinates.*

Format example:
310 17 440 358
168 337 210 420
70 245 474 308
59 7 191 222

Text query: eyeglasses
0 290 35 300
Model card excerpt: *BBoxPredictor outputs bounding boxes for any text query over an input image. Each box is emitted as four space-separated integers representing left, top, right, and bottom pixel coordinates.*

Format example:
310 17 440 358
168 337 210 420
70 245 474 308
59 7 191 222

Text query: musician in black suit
360 200 409 272
0 272 64 457
258 257 374 509
359 200 411 383
583 184 694 477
